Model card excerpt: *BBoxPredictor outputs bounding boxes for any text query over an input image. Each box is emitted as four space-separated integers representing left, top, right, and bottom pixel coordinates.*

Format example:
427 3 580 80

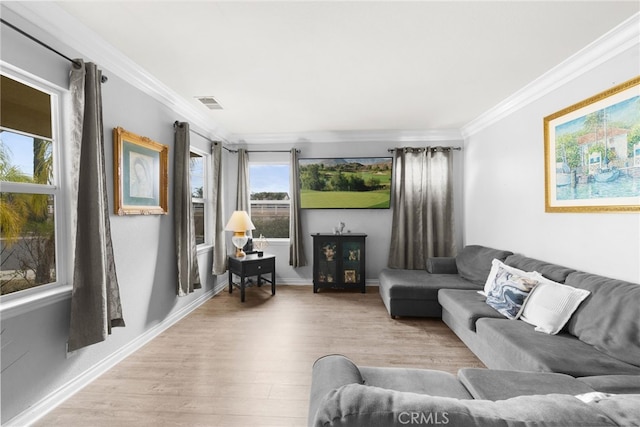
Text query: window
1 73 64 297
249 163 290 239
190 150 206 246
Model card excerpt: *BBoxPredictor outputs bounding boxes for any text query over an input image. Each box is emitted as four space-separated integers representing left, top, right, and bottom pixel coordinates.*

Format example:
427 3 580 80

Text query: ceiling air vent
196 96 223 110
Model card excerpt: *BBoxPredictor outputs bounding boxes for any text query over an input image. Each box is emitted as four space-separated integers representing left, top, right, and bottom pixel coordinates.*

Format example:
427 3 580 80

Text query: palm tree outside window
0 74 62 296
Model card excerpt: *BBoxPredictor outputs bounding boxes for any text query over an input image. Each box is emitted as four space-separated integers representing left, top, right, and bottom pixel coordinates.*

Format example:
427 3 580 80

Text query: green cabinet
312 233 366 293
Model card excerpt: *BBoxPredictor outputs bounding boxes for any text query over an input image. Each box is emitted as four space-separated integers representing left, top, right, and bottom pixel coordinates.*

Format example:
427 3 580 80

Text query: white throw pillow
481 259 540 296
519 279 591 335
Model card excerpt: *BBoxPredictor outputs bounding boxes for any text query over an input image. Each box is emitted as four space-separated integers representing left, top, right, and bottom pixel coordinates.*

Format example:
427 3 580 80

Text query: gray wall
463 41 640 283
226 139 465 285
1 7 465 423
0 6 220 423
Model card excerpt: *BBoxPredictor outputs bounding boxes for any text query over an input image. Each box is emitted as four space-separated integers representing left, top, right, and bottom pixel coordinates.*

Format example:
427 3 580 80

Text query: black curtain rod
387 146 462 153
173 121 222 148
1 18 108 83
227 148 300 154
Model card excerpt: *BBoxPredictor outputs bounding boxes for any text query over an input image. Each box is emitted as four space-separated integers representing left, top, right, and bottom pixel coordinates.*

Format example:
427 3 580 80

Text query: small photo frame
113 127 168 215
344 269 356 283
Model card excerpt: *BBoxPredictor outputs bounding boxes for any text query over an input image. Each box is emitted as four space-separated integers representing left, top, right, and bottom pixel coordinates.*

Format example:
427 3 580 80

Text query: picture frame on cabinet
344 270 356 283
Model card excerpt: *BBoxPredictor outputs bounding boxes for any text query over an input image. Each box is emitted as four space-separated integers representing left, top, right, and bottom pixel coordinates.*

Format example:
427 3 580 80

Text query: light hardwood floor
37 285 484 427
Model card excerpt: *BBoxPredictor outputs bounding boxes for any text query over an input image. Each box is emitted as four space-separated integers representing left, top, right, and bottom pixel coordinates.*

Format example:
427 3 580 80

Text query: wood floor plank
36 285 484 426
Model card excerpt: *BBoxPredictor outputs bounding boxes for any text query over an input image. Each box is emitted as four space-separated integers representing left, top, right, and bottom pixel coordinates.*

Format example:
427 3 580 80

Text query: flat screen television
299 157 393 209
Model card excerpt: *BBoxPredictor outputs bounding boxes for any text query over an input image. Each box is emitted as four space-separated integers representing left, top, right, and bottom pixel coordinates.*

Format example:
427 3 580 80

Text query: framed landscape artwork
544 76 640 212
299 157 393 209
113 127 168 215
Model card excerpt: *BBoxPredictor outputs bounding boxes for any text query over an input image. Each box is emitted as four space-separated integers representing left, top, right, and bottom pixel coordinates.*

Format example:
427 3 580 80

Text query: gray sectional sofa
379 245 513 318
308 246 640 426
379 244 640 376
308 354 640 427
439 252 640 377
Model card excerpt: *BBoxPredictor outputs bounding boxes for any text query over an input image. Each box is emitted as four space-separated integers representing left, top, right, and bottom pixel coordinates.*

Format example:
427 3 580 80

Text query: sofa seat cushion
455 245 513 286
504 254 576 283
578 375 640 394
379 269 478 300
588 394 640 427
475 318 640 376
311 383 618 427
458 368 594 400
359 366 472 398
565 271 640 367
438 289 504 332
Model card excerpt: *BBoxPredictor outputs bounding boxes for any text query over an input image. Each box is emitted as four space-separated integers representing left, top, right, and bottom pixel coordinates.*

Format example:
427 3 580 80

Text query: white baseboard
6 282 227 427
274 280 380 286
7 278 380 426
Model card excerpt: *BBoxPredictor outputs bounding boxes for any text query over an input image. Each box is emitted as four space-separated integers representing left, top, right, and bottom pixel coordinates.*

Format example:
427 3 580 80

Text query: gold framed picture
113 127 168 215
344 269 356 283
544 76 640 213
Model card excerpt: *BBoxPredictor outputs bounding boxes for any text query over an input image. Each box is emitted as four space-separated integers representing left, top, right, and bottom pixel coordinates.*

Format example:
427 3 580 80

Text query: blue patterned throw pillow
485 264 540 319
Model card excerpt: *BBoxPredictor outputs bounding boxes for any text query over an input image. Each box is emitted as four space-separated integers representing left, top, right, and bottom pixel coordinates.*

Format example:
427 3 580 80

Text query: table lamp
225 210 256 257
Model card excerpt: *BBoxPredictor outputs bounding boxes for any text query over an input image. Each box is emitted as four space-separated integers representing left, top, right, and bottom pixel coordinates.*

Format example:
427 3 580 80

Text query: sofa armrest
426 257 458 274
311 383 614 427
309 355 363 427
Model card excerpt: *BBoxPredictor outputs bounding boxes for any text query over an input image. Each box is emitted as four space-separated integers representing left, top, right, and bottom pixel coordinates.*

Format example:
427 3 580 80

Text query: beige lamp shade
225 210 256 232
225 211 255 257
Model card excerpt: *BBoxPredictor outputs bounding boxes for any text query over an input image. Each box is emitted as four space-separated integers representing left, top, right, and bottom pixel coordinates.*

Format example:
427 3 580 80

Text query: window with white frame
249 163 290 239
0 73 64 296
190 149 207 246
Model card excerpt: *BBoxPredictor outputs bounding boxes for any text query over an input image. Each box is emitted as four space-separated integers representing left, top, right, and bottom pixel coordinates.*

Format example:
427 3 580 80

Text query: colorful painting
544 76 640 212
299 157 392 209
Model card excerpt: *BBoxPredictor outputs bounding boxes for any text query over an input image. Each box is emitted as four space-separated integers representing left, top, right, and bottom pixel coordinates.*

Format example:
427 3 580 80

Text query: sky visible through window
0 131 37 178
250 164 289 194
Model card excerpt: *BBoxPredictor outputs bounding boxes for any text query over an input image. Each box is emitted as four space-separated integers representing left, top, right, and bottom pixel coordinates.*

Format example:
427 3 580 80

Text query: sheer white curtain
174 122 201 296
211 142 227 275
289 148 307 267
68 60 125 352
388 147 455 269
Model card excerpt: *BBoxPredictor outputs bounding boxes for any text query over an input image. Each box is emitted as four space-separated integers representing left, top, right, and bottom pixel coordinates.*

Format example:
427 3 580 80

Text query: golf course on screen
299 158 393 209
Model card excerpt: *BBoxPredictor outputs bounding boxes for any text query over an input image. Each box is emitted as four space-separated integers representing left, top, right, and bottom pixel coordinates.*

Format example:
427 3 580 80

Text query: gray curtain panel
235 148 251 238
289 148 307 267
211 142 227 275
388 147 455 270
174 122 201 296
235 148 250 212
68 60 125 352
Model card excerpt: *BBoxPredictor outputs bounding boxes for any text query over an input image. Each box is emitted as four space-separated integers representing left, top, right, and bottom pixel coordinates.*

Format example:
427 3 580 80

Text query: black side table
227 253 276 302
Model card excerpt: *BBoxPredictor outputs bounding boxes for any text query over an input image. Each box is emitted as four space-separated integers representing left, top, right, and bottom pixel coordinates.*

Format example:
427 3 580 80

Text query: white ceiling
55 1 639 140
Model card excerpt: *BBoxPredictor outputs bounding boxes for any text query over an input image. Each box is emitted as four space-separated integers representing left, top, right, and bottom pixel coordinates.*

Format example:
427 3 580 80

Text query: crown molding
230 128 463 145
3 2 230 144
8 3 636 145
461 12 640 139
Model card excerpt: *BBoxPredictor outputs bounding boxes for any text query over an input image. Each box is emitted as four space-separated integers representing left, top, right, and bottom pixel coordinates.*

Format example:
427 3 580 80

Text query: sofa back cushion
455 245 512 286
504 254 576 283
565 271 640 367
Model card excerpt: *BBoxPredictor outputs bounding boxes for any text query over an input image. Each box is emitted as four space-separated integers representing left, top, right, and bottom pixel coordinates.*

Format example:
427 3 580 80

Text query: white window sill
196 244 214 255
261 238 290 246
0 284 72 319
